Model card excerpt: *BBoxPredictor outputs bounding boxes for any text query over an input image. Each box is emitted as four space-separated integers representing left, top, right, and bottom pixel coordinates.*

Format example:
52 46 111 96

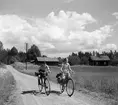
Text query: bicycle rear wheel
60 83 65 94
44 78 51 96
66 78 75 97
38 78 43 93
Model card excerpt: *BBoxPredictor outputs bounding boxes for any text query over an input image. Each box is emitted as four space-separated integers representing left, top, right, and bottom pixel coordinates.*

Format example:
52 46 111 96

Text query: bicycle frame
61 73 70 83
36 71 51 96
38 72 48 85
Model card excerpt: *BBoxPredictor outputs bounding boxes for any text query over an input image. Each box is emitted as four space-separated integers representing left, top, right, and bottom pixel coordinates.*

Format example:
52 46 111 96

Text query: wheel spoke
60 84 65 93
45 79 50 95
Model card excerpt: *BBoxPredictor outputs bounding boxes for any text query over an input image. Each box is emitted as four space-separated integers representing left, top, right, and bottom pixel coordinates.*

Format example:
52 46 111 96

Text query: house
89 55 110 66
34 57 59 66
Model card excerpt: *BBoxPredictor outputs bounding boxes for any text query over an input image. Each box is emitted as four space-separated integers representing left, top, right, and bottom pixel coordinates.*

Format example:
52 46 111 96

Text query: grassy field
12 62 118 101
0 67 16 105
51 66 118 100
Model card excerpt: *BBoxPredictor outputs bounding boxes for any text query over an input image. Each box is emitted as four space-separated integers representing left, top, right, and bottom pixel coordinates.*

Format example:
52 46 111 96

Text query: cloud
112 12 118 19
47 11 96 30
64 0 75 3
100 44 117 52
0 11 116 57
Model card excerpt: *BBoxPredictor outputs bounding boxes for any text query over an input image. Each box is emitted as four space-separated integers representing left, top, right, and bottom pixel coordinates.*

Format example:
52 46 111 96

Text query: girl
61 58 74 79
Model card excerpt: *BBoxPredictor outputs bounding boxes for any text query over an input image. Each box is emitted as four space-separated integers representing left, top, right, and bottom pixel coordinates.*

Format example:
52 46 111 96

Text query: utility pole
25 43 28 70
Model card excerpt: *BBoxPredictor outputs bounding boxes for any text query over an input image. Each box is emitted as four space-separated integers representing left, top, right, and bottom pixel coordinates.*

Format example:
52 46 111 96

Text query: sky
0 0 118 57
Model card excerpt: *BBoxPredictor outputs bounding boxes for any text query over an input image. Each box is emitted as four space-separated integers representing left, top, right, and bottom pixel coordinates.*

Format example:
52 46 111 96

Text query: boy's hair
42 61 46 65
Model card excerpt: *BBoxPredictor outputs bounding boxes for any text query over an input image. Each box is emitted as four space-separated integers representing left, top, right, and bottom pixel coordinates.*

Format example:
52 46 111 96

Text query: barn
89 55 110 66
34 57 59 66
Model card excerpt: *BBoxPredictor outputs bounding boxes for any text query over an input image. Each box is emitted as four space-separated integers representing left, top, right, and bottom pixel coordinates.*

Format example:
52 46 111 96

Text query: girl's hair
63 58 68 62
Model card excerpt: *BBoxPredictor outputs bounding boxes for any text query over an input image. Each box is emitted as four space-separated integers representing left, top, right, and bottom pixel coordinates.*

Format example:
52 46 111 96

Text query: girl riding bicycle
56 58 75 97
56 58 74 82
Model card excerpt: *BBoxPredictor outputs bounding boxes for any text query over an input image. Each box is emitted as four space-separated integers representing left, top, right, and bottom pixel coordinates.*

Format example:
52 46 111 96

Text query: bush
0 69 16 105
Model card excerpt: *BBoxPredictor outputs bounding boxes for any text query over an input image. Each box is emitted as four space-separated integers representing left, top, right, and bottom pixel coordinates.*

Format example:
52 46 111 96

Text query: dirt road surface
7 65 111 105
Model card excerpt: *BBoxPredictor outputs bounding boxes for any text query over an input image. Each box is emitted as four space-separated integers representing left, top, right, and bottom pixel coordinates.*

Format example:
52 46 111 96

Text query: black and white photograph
0 0 118 105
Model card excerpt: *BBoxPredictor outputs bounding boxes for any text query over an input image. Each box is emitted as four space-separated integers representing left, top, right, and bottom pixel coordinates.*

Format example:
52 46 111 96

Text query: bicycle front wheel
66 78 75 97
44 78 51 96
38 78 43 93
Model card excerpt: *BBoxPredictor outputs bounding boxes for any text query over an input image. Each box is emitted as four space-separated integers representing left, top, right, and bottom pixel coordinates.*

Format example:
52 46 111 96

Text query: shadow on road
50 90 61 95
21 90 61 96
21 90 38 95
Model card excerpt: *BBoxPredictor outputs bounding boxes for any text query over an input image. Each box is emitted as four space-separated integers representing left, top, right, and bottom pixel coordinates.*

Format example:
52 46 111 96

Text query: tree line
0 41 118 66
67 50 118 66
0 41 41 64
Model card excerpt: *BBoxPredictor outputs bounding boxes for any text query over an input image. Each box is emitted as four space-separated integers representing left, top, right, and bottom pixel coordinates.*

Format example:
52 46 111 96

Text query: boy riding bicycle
38 62 51 85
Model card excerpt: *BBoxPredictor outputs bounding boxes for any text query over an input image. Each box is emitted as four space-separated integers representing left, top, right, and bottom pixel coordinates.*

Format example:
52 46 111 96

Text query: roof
36 57 59 62
90 56 110 61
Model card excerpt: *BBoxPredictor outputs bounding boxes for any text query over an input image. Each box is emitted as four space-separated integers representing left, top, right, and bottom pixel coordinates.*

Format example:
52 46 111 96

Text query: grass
75 75 118 96
0 68 16 105
12 62 39 71
12 62 118 103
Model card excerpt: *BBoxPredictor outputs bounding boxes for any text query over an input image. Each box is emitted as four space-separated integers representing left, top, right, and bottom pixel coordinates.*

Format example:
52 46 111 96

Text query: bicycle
35 71 51 96
57 72 75 97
